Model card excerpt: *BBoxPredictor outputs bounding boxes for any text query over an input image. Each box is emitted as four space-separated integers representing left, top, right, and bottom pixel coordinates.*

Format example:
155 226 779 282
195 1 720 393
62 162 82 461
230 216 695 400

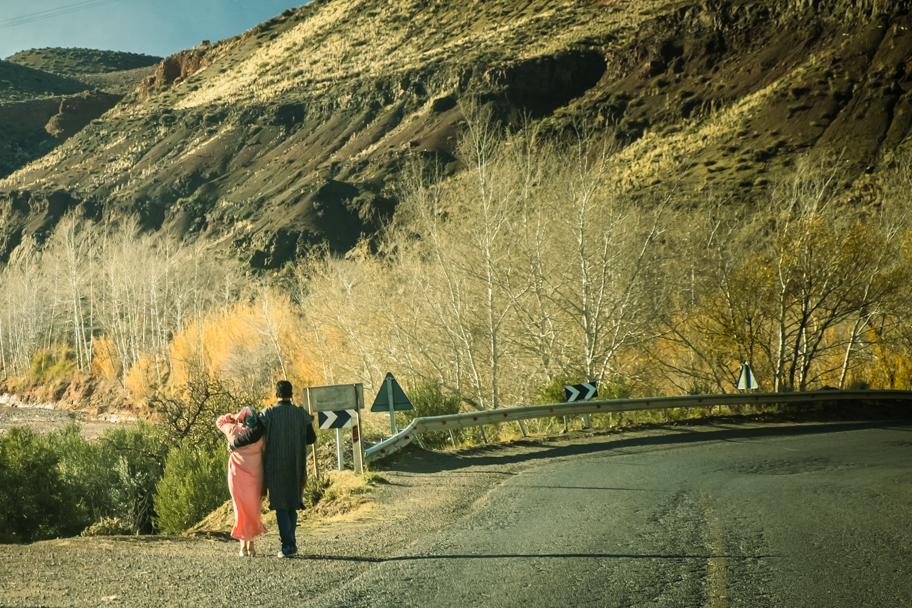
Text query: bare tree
542 127 669 388
44 214 96 372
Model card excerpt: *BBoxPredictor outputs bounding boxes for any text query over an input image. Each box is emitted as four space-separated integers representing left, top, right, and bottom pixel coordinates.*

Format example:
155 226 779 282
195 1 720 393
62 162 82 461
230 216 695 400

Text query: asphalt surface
306 420 912 608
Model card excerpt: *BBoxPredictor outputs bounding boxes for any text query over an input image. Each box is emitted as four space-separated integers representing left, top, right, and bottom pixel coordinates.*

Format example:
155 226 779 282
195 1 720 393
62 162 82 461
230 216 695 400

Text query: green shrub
48 422 167 535
153 443 229 535
600 376 635 400
45 424 106 533
0 422 168 543
97 423 168 533
0 427 73 543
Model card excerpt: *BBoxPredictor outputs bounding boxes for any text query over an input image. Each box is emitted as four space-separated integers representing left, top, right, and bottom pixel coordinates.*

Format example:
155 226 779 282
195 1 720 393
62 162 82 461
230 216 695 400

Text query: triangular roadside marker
370 373 414 412
737 361 759 390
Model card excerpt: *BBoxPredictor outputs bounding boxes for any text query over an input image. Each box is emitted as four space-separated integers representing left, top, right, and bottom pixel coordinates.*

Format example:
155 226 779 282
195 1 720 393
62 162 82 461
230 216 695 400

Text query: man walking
232 380 316 557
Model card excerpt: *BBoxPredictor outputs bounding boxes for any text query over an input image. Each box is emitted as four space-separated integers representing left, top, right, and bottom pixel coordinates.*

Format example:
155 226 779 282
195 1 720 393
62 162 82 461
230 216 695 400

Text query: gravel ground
2 403 909 607
0 405 134 439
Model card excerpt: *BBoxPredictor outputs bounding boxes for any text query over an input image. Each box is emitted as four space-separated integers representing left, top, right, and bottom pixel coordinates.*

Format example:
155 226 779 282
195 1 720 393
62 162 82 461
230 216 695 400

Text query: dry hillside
1 0 911 268
5 47 161 77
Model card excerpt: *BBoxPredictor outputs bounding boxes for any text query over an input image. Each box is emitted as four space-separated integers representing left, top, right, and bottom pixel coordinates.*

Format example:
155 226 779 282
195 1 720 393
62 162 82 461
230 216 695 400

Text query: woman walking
216 407 267 556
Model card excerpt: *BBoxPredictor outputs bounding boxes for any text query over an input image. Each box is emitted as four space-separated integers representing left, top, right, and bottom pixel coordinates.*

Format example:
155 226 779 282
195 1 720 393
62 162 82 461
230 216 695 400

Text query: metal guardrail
363 389 912 462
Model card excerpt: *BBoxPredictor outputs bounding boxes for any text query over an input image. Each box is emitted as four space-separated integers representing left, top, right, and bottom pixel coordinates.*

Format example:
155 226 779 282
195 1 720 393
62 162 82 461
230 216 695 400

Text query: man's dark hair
276 380 293 399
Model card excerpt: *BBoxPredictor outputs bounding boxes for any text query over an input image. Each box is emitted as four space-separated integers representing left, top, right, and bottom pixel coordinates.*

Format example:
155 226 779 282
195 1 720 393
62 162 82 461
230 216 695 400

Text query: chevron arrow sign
318 409 357 429
564 382 598 402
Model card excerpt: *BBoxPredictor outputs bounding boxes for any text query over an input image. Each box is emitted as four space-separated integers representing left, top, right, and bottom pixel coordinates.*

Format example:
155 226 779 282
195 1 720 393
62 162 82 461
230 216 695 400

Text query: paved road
308 421 912 607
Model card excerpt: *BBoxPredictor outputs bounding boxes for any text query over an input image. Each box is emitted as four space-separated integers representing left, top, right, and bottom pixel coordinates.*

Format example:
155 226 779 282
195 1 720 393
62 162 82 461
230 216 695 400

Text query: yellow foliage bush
166 290 328 395
124 355 166 402
90 336 121 383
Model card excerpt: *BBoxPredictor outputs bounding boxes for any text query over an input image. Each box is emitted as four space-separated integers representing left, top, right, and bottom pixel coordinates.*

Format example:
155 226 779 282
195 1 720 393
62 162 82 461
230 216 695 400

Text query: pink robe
216 411 268 542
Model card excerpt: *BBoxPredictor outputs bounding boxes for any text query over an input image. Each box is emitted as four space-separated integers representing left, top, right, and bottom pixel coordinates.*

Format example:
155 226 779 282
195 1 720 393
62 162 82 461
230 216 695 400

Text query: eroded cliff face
1 0 910 271
136 45 222 99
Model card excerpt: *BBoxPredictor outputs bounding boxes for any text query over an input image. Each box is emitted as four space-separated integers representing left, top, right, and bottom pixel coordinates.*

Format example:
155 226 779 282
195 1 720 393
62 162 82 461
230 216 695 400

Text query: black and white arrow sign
318 409 357 429
564 382 598 402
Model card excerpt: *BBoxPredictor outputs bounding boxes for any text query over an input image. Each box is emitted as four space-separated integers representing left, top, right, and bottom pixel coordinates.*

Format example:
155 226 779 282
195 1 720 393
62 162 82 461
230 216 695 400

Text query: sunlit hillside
4 0 908 270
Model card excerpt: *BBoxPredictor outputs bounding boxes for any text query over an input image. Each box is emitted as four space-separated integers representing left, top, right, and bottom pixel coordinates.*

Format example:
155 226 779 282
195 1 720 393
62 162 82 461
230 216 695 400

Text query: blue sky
1 0 306 60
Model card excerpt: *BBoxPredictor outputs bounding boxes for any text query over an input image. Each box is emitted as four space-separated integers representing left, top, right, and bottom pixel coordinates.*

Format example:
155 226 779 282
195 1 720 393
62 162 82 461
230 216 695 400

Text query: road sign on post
371 373 413 435
305 383 364 473
317 410 357 429
564 382 598 402
737 361 759 391
306 384 363 413
565 382 598 429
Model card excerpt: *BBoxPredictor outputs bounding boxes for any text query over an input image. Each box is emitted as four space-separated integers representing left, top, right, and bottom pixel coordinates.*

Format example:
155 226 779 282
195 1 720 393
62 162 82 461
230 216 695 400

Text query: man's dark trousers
276 509 297 555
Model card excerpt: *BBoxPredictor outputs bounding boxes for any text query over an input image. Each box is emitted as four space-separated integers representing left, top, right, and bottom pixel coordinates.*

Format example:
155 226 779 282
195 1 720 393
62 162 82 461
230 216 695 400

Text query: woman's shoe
239 548 249 557
248 549 256 557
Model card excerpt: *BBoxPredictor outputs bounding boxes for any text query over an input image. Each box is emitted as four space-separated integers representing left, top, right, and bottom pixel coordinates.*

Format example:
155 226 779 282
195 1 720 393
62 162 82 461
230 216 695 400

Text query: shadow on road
297 551 778 563
378 418 912 474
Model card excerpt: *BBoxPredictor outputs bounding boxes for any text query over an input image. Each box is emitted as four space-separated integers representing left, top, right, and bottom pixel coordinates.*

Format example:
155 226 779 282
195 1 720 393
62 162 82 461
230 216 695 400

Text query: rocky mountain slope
1 0 911 269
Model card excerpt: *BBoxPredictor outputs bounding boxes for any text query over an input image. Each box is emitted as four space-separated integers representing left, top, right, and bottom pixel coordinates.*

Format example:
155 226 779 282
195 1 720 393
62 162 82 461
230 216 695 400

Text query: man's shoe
277 550 287 558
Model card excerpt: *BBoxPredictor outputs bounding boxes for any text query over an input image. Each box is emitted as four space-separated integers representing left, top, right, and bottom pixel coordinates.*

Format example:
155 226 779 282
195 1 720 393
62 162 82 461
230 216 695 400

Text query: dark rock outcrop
45 92 122 140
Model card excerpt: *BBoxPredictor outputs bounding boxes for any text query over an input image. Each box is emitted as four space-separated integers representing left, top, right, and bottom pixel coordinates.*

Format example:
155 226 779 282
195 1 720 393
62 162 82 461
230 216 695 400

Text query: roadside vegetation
3 109 912 411
0 374 381 543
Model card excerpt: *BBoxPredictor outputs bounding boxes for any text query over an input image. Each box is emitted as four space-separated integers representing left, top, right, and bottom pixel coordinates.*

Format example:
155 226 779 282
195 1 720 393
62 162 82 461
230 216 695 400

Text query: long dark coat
259 401 315 511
